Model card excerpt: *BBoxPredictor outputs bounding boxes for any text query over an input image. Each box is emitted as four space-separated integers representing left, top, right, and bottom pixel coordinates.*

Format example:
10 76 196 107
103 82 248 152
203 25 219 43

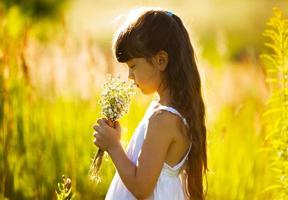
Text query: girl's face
126 57 162 95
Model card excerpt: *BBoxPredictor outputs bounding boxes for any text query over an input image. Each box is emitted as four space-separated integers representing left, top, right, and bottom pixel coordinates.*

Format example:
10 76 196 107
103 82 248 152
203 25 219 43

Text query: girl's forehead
127 58 140 66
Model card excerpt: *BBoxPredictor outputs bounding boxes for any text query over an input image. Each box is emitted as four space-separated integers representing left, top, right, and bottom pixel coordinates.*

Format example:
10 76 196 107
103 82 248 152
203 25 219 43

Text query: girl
93 7 208 200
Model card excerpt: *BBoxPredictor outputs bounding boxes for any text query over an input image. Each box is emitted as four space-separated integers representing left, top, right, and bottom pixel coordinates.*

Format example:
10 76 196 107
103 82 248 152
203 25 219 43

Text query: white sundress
105 99 192 200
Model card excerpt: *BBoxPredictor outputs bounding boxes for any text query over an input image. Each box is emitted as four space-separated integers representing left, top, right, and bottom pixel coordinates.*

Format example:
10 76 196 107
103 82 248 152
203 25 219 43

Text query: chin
140 88 155 95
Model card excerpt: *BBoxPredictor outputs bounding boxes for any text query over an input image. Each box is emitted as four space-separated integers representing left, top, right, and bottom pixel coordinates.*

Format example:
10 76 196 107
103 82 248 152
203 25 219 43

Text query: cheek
140 77 160 94
134 66 160 91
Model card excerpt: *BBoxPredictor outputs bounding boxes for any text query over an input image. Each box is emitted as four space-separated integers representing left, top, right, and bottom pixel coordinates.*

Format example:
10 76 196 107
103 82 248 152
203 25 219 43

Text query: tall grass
206 98 274 200
261 8 288 199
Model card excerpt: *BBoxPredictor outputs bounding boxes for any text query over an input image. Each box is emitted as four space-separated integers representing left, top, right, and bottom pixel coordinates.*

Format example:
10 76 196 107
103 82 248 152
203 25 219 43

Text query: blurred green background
1 0 288 199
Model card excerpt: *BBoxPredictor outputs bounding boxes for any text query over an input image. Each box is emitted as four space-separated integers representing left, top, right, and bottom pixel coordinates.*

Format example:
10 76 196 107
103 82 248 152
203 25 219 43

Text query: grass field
1 1 287 199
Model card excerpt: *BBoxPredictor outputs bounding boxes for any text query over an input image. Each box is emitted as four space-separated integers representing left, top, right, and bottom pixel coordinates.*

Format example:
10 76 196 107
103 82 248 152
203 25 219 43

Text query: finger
93 138 99 146
93 132 99 138
97 119 102 124
97 118 108 125
115 121 121 132
93 131 105 141
98 119 109 128
107 119 114 127
94 133 104 141
93 125 101 132
93 136 104 145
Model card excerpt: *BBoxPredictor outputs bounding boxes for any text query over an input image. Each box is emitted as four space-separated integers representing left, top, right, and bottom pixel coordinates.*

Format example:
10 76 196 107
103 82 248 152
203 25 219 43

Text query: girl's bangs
114 29 148 63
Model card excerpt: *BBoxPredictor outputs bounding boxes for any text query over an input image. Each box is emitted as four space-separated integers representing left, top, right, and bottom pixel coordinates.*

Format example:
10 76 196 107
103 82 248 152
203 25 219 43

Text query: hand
93 118 121 152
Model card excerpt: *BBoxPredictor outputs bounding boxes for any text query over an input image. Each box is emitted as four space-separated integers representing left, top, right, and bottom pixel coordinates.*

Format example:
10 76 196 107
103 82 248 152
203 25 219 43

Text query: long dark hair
112 8 208 200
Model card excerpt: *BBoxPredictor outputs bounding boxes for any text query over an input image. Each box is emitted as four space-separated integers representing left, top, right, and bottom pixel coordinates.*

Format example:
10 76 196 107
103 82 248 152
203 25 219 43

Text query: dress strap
152 104 189 128
174 142 192 169
163 142 192 171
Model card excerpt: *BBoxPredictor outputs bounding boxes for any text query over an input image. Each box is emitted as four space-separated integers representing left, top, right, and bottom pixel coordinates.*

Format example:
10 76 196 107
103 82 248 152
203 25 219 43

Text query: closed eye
130 65 136 69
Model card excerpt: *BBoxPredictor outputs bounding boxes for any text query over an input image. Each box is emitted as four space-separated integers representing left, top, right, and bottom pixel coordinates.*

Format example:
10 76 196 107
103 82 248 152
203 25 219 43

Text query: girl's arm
107 111 177 199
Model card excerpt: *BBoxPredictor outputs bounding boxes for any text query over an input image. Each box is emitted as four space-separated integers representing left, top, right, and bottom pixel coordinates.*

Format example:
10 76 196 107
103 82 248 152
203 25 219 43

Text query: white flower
99 75 137 121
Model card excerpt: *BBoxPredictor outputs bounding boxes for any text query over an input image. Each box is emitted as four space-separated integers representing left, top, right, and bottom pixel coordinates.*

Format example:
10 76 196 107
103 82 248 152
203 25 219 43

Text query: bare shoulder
149 109 186 137
150 109 178 126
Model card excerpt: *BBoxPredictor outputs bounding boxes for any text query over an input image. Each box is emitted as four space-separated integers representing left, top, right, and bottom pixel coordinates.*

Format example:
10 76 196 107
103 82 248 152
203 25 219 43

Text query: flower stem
90 119 115 182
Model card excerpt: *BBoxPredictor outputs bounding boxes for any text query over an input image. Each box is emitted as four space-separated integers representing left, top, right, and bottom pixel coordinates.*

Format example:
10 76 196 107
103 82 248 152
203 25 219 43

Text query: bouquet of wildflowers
89 74 136 182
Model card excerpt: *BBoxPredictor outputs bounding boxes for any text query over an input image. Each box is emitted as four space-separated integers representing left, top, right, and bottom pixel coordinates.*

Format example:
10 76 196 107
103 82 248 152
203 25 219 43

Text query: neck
156 80 171 106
